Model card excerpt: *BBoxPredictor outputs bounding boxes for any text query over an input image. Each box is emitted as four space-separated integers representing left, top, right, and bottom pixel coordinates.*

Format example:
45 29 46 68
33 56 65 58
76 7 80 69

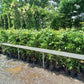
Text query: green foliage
50 13 64 30
0 0 84 30
3 14 8 29
0 28 84 72
0 13 11 29
58 0 84 29
1 0 13 13
0 15 4 28
10 2 21 29
0 4 56 29
80 22 84 27
7 12 11 29
23 0 49 8
21 5 56 29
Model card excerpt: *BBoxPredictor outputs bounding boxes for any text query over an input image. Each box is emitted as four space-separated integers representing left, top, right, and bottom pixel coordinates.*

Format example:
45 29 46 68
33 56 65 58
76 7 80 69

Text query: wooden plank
0 43 84 60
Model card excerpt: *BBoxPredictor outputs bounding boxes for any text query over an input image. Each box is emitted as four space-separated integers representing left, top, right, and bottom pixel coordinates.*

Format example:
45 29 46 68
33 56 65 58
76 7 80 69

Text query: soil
0 54 84 84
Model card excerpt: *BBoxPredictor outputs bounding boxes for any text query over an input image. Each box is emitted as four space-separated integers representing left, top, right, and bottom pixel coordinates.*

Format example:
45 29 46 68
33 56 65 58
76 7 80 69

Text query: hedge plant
0 28 84 74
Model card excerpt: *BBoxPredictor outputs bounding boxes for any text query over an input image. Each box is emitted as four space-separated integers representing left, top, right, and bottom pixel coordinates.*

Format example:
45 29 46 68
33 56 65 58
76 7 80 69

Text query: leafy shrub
0 28 84 73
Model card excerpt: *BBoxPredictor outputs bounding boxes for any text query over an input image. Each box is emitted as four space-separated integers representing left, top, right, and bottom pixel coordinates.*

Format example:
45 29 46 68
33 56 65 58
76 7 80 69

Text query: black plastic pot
44 60 50 69
6 53 10 57
49 64 54 71
37 61 42 66
65 70 70 75
70 71 77 78
0 50 2 54
77 73 81 80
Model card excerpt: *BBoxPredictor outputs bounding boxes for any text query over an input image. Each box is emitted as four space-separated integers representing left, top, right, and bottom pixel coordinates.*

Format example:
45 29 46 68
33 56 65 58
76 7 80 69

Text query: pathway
0 54 84 84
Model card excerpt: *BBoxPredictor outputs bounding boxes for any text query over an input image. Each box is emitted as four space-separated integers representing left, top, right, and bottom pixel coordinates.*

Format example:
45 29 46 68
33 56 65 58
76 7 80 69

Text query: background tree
0 1 3 14
1 0 13 13
58 0 84 29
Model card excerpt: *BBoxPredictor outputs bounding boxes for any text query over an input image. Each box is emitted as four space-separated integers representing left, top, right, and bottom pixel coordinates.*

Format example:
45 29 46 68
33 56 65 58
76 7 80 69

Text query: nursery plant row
0 28 84 78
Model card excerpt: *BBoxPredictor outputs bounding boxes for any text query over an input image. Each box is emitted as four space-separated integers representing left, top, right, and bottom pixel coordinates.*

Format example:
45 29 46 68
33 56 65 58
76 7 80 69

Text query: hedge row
0 28 84 77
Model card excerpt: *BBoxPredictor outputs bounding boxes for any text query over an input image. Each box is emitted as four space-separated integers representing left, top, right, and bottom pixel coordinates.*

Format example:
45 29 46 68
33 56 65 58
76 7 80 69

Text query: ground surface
0 54 84 84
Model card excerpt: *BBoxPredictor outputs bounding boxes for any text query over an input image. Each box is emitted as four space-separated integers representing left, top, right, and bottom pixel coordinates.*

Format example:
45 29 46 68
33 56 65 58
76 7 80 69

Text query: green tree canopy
58 0 84 28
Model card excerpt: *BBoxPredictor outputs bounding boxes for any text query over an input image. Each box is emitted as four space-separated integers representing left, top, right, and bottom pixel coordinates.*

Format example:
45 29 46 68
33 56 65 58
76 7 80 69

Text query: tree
0 1 3 14
58 0 84 29
1 0 13 13
10 2 21 29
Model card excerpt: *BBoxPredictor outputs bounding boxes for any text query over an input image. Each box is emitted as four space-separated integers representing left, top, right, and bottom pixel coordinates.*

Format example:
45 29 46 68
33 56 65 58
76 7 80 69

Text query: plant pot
37 61 42 66
0 50 2 54
31 60 36 68
70 71 76 78
45 63 49 69
49 64 54 71
77 73 81 80
65 70 70 75
7 53 10 57
5 52 7 55
3 52 5 55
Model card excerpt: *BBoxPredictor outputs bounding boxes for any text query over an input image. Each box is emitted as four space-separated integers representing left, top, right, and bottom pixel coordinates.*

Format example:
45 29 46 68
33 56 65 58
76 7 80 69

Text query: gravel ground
0 54 84 84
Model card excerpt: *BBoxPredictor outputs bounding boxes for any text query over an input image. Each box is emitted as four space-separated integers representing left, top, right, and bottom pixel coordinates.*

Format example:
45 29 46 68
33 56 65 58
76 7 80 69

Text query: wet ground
0 54 84 84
